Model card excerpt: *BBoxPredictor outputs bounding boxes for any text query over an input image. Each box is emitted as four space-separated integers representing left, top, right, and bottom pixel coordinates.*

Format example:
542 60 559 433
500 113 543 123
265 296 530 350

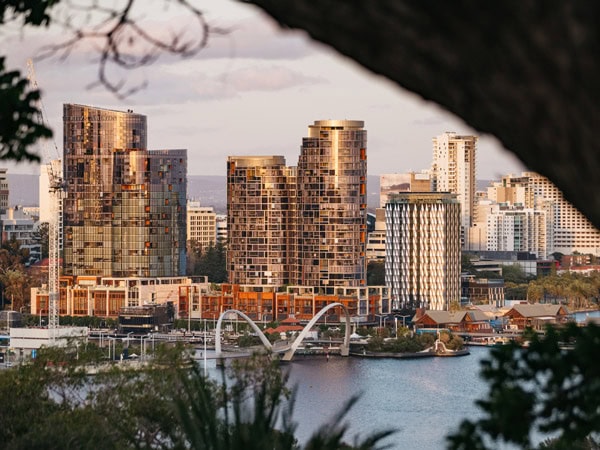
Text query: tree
0 345 394 449
195 242 228 283
36 222 49 260
502 264 530 284
367 260 385 285
447 323 600 450
0 268 29 311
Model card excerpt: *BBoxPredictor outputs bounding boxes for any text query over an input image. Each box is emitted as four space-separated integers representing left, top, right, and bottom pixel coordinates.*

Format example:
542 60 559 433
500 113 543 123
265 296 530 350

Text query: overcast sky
3 0 525 180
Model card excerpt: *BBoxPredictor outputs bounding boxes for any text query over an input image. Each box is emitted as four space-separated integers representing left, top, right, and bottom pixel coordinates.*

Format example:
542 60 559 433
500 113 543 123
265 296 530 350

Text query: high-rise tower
385 192 461 311
431 132 477 248
295 120 367 288
227 156 294 285
62 104 186 278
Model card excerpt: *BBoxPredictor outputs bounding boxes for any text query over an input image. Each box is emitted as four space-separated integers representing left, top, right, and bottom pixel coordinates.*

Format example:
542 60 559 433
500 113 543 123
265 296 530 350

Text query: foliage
526 272 600 311
47 315 117 329
0 57 52 162
365 332 438 353
188 241 228 283
36 222 49 259
504 282 528 301
237 333 263 348
447 323 600 450
0 344 394 449
438 331 464 351
366 260 385 286
461 254 476 274
502 264 532 284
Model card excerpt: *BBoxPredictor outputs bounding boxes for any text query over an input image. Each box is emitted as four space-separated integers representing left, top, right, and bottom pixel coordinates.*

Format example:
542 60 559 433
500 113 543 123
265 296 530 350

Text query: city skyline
2 0 525 179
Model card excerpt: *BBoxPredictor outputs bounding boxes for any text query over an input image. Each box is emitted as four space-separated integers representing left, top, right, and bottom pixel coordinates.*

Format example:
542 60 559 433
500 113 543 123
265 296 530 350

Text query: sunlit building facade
226 120 368 289
385 192 461 311
187 201 216 253
227 156 294 285
486 204 549 259
295 120 367 288
431 132 477 248
62 104 186 278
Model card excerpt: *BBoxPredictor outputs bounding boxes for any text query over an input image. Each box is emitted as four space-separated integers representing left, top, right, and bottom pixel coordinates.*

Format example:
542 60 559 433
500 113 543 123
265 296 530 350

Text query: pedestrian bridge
214 303 351 361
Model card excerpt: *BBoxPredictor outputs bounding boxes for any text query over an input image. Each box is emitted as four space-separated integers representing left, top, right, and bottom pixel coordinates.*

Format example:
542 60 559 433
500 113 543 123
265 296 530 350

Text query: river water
200 346 492 449
199 311 600 449
285 347 490 449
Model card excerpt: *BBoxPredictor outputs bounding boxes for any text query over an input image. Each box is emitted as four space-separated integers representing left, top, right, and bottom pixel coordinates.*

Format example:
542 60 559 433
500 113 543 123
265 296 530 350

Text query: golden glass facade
227 120 367 289
227 156 294 285
295 120 367 287
63 104 186 278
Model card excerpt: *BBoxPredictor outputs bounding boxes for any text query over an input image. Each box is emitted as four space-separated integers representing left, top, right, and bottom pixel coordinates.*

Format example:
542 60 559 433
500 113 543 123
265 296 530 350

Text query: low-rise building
461 275 505 307
412 310 493 333
31 278 391 324
0 207 41 264
503 303 570 330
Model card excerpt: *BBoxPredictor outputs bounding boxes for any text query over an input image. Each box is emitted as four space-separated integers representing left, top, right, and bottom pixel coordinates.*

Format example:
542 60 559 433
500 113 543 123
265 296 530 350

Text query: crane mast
27 60 62 339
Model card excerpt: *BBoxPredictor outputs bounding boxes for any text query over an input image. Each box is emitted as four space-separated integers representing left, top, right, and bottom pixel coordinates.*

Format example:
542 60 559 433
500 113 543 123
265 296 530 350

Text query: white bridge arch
214 303 352 361
282 302 351 361
214 309 273 357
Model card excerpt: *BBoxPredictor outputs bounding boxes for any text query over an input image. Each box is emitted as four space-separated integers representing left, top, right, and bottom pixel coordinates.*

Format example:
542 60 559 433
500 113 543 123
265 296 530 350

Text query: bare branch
35 0 226 97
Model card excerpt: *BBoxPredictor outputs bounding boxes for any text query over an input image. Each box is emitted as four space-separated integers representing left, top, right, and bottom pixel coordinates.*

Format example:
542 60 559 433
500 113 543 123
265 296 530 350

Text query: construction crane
26 59 63 339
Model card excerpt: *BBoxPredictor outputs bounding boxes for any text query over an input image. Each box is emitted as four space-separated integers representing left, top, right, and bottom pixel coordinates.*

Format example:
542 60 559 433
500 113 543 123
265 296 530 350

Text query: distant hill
4 173 386 213
190 175 382 214
188 175 227 213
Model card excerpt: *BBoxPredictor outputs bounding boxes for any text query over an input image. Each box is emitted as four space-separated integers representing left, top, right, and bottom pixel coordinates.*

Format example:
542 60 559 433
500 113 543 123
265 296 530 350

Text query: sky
3 0 525 179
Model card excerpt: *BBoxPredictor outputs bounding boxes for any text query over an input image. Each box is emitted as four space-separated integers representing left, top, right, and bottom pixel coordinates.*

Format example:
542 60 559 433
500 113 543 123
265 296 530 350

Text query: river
200 346 492 449
199 311 600 449
285 347 490 449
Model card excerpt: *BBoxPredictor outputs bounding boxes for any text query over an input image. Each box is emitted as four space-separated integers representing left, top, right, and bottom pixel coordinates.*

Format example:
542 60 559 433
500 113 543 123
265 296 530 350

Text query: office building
431 132 477 247
486 204 549 259
366 208 386 262
524 172 600 255
0 207 40 263
216 214 227 244
62 104 186 278
385 192 461 310
487 172 600 255
295 120 367 288
187 201 216 253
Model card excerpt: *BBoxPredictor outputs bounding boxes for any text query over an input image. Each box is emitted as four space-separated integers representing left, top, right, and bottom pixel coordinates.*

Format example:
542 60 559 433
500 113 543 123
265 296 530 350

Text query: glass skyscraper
295 120 367 288
227 120 368 290
62 104 186 278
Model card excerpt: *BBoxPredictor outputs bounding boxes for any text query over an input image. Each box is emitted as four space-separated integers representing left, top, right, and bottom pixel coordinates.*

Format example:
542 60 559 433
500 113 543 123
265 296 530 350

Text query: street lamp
398 314 411 329
126 331 133 348
107 337 117 361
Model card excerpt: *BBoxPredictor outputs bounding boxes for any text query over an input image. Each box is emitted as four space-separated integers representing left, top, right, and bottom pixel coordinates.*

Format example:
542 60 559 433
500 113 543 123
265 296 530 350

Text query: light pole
398 314 411 329
107 337 117 361
140 335 150 361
